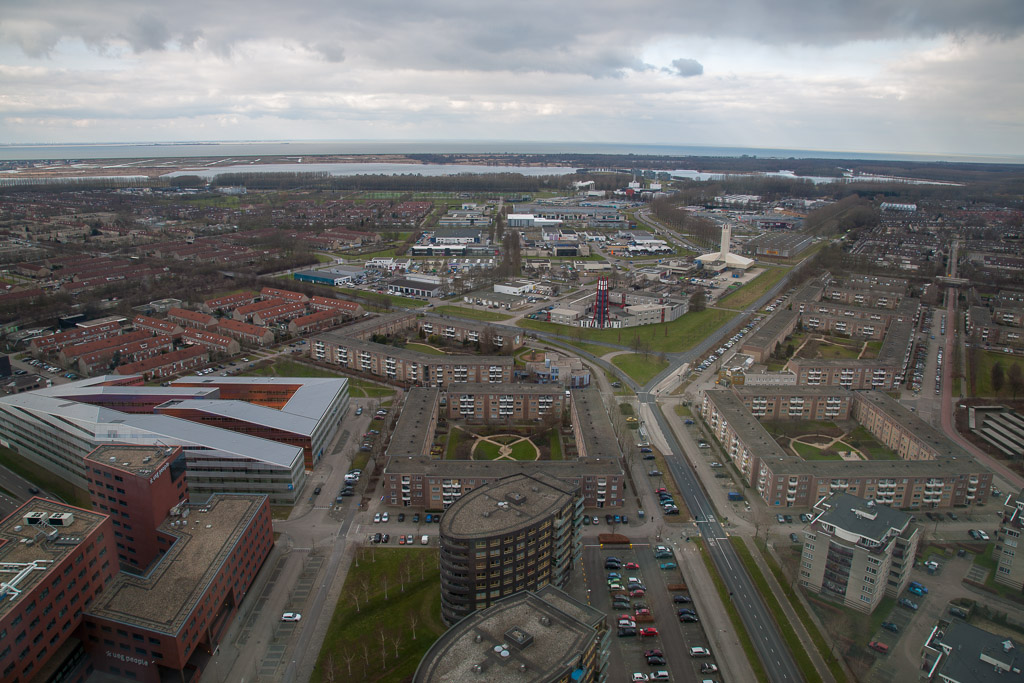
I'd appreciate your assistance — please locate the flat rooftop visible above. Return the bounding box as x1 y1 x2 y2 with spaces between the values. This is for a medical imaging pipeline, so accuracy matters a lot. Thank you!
88 494 266 635
815 492 912 542
447 383 565 396
413 588 600 683
387 387 438 457
441 472 575 539
0 499 108 621
572 386 624 461
85 444 178 477
386 456 622 479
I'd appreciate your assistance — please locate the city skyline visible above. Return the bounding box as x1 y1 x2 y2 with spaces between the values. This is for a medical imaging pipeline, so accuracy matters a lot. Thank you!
1 0 1022 156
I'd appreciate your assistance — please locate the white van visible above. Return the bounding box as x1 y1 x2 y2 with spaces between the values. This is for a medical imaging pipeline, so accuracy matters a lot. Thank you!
420 535 429 545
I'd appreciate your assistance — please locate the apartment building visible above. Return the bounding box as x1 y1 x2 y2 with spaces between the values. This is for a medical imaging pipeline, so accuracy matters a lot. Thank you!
700 388 991 509
418 317 523 350
312 333 512 387
994 489 1024 590
734 385 853 421
800 493 919 613
443 383 567 422
414 586 607 683
438 473 582 624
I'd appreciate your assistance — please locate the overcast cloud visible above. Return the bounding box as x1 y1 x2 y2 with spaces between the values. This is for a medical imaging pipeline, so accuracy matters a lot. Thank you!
1 0 1022 155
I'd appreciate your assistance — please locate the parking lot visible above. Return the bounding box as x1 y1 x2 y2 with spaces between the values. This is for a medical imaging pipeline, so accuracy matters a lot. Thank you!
584 543 721 682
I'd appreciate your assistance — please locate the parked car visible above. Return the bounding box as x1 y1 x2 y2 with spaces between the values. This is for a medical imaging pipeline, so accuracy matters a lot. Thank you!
398 513 405 522
639 627 659 637
689 646 711 657
646 655 666 665
909 581 928 594
950 606 969 618
898 598 918 610
680 614 699 623
881 621 899 633
625 562 640 570
281 612 301 622
650 673 670 681
631 674 649 683
618 627 637 637
673 595 692 603
869 641 889 654
373 513 381 523
660 562 677 570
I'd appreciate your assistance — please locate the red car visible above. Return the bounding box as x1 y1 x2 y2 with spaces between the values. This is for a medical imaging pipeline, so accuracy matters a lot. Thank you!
624 562 640 570
639 627 659 637
635 608 651 617
630 589 646 597
644 649 663 658
655 487 667 494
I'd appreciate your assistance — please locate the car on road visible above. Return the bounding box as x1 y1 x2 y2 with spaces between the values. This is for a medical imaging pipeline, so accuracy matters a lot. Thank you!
639 627 658 637
281 612 301 622
660 562 677 570
313 486 322 495
700 663 718 674
881 621 899 633
689 646 711 657
899 598 918 610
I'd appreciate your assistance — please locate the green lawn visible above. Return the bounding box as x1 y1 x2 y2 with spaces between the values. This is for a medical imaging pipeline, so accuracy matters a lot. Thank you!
565 341 620 357
406 342 447 355
674 405 693 418
432 305 513 322
619 403 635 416
0 446 91 508
312 548 446 683
242 358 345 378
517 308 738 353
847 426 901 460
717 267 789 310
347 378 397 398
792 441 843 461
508 440 539 461
815 342 862 360
473 440 502 460
611 353 670 384
549 431 563 460
970 349 1024 398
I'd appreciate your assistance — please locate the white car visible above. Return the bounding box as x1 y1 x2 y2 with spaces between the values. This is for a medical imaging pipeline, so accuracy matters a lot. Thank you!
281 612 301 622
689 646 711 657
373 513 381 523
381 512 389 523
631 674 649 682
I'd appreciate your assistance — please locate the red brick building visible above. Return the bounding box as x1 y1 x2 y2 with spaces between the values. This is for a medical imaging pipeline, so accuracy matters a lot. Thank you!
166 308 218 331
132 315 184 340
181 329 241 356
113 347 209 380
29 320 122 354
217 318 275 347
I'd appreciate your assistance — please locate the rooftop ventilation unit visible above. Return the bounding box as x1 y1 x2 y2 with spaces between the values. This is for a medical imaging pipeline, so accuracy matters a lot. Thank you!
23 511 47 526
48 512 74 527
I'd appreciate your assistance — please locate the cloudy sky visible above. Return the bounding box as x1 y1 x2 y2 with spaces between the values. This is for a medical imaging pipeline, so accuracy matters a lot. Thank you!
1 0 1023 156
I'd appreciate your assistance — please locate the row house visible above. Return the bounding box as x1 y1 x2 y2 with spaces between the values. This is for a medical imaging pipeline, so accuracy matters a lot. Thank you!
167 307 219 331
201 291 260 314
252 301 307 326
114 346 209 379
77 334 174 376
132 314 184 339
217 318 276 347
29 320 122 354
59 330 153 365
181 329 241 356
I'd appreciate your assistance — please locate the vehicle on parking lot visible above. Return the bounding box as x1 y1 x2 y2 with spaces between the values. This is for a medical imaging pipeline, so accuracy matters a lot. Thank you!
709 462 722 468
639 627 658 637
618 618 637 628
689 646 711 657
784 514 793 523
673 594 691 603
372 532 382 543
947 511 958 520
381 534 389 543
777 514 785 523
789 533 800 543
881 621 899 633
631 674 649 682
398 535 406 545
639 447 653 453
644 649 663 658
398 513 405 522
381 512 389 523
660 562 677 570
650 673 669 681
653 546 672 558
909 581 928 594
281 612 301 622
373 513 381 523
800 513 812 523
680 614 699 623
618 627 637 637
355 406 363 415
624 561 640 570
678 608 696 616
425 513 434 523
608 583 625 591
583 515 591 525
950 606 969 618
868 641 889 654
413 513 420 523
899 598 918 610
630 589 646 597
647 655 666 665
648 470 662 476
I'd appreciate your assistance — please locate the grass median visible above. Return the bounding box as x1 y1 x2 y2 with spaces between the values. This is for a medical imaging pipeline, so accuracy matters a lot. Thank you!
730 536 824 682
694 538 769 683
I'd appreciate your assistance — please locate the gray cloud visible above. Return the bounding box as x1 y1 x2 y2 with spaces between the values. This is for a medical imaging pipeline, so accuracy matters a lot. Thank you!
668 58 704 77
311 41 345 63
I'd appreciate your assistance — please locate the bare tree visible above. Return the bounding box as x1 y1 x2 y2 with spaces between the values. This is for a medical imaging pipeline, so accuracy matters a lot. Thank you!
418 552 428 580
340 649 356 677
376 626 388 664
358 575 372 607
323 653 337 683
408 609 420 640
390 632 403 659
382 572 389 600
362 641 370 668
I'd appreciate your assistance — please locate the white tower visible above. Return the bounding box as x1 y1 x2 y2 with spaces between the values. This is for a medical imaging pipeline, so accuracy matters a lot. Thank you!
720 224 732 258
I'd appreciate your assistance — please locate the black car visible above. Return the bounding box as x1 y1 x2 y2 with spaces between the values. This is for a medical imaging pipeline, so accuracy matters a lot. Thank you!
678 608 696 616
398 513 405 522
784 514 793 524
617 627 637 637
372 532 382 543
647 656 666 665
605 514 614 525
314 486 322 495
680 614 699 623
673 595 692 603
881 621 900 633
413 513 420 523
381 534 390 544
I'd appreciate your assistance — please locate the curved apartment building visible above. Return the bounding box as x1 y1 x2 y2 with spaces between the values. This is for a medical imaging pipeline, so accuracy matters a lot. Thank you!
439 472 582 625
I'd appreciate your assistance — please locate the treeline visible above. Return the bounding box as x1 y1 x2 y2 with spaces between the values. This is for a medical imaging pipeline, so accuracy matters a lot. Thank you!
203 172 579 193
803 196 878 236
